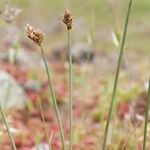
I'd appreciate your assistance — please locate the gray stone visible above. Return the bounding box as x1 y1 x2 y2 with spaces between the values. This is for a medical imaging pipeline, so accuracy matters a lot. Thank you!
24 79 41 91
51 44 66 61
0 70 27 109
36 143 49 150
51 43 94 63
71 43 94 63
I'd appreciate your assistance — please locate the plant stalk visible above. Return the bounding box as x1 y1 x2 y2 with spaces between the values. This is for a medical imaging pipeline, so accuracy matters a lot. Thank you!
68 30 73 150
40 45 66 150
102 0 132 149
0 106 17 150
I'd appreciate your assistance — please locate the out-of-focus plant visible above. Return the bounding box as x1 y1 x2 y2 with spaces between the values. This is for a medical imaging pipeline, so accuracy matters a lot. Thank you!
0 4 22 23
37 96 52 150
73 120 85 144
143 78 150 150
9 40 20 65
34 134 42 150
111 28 121 48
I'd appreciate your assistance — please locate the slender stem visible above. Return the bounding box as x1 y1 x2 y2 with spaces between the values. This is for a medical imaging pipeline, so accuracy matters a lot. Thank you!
68 30 73 150
39 45 66 150
0 106 17 150
143 78 150 150
102 0 132 149
49 130 53 146
37 96 52 150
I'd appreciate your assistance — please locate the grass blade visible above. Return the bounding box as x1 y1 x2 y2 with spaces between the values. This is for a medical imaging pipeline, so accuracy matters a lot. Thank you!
102 0 132 149
143 78 150 150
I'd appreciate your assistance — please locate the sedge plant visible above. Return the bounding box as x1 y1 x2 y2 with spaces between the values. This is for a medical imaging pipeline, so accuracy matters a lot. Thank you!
143 77 150 150
25 24 66 150
62 10 73 150
0 85 17 150
102 0 132 149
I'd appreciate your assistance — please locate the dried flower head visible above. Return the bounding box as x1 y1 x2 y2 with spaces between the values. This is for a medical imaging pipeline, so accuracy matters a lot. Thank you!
62 10 72 30
1 5 22 23
25 24 43 46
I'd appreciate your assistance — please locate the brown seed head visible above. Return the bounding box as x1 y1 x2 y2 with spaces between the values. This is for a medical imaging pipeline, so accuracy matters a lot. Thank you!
25 24 43 46
62 10 72 30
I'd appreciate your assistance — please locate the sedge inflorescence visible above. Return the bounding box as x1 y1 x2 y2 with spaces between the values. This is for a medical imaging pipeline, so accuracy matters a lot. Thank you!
25 24 43 46
62 10 72 30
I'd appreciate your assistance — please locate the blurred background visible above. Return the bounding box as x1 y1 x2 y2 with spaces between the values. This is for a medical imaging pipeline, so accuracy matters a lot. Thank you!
0 0 150 149
0 0 150 53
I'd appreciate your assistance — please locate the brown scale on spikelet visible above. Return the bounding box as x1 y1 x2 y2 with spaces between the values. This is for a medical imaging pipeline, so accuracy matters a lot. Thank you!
62 10 72 30
25 24 43 46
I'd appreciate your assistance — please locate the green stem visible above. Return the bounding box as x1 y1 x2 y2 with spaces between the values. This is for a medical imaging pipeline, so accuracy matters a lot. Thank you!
68 30 73 150
143 78 150 150
37 96 52 150
39 45 66 150
0 106 17 150
102 0 132 149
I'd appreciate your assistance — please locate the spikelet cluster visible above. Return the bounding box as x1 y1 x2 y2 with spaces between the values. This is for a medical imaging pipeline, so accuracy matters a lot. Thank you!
26 24 43 46
62 10 72 30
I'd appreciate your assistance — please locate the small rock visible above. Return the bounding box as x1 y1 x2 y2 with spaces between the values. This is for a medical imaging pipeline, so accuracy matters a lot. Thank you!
51 45 66 61
0 70 27 109
24 80 41 91
35 143 49 150
51 43 94 63
71 43 94 63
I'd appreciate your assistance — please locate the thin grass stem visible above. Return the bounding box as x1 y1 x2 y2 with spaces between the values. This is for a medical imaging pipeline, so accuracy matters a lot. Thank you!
0 106 17 150
143 78 150 150
68 30 73 150
49 130 53 145
102 0 132 149
39 45 66 150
